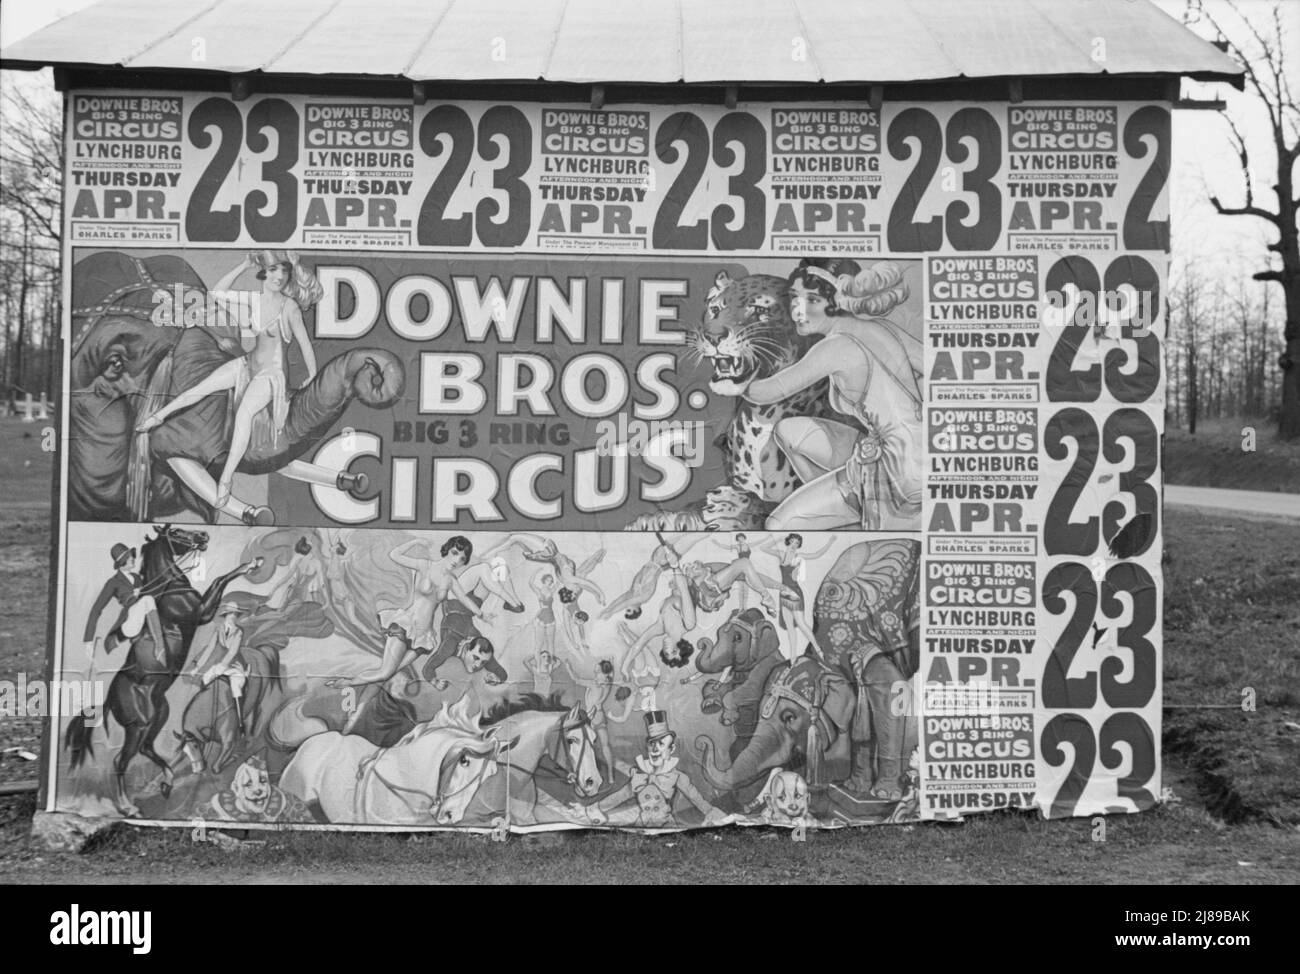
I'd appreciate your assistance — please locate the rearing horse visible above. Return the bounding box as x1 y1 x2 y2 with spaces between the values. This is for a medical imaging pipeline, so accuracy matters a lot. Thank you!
65 524 260 814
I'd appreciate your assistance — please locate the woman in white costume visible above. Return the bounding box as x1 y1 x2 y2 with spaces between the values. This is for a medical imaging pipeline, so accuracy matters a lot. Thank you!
136 251 361 523
743 259 924 532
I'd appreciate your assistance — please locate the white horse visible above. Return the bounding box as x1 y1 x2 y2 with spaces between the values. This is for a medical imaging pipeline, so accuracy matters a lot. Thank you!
279 697 515 826
464 696 603 826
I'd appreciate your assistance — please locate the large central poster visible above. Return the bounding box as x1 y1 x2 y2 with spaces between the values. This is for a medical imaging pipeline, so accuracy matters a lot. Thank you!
50 93 1164 830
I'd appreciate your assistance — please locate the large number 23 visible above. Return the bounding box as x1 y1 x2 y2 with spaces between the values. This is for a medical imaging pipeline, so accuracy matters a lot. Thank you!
652 111 766 251
186 97 299 243
1040 560 1158 711
1043 407 1159 557
887 107 1001 252
1041 712 1157 818
417 105 531 248
1045 254 1163 404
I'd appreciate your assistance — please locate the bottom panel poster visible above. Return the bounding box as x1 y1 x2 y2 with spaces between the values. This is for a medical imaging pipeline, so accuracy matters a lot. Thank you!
53 525 928 831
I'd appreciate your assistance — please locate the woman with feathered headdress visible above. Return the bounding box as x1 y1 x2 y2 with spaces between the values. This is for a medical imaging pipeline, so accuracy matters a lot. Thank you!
740 258 924 532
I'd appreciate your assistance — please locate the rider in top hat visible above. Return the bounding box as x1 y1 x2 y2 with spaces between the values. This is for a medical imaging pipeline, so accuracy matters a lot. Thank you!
83 542 165 663
588 710 728 829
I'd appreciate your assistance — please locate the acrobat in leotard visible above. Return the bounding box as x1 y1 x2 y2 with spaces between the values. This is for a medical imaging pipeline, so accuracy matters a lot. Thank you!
618 569 700 706
328 536 490 733
755 533 834 660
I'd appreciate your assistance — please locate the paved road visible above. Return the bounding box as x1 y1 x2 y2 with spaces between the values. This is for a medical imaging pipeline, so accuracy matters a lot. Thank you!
1166 485 1300 519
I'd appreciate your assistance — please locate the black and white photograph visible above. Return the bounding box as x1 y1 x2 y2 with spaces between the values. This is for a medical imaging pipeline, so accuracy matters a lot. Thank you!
0 0 1293 949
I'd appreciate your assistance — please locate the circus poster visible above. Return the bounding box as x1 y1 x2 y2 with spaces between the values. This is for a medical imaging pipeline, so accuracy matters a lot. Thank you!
46 91 1165 830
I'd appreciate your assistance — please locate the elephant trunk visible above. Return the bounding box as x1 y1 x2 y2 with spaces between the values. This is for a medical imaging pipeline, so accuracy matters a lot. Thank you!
237 348 405 471
695 720 788 793
694 636 720 673
342 348 406 409
287 347 404 437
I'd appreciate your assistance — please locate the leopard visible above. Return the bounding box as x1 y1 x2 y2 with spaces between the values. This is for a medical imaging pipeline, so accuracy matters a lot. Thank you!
699 484 770 531
623 510 708 532
685 270 831 528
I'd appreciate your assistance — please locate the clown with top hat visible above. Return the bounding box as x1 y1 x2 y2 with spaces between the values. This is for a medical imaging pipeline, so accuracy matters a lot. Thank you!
587 711 729 829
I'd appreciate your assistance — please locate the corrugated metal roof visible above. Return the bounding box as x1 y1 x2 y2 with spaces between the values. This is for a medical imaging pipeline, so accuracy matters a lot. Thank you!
1 0 1243 84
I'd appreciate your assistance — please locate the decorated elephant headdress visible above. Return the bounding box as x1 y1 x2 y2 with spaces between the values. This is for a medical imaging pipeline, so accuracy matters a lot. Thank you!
813 540 921 678
759 658 850 784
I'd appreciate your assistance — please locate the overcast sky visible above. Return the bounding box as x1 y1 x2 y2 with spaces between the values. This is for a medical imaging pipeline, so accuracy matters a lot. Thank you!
2 0 1296 286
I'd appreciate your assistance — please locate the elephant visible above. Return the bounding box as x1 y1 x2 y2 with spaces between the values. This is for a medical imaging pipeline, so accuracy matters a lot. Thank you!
68 252 404 523
696 654 858 803
696 540 921 814
692 607 787 762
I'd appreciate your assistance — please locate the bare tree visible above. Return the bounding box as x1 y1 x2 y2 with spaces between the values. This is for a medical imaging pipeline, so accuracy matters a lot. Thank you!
1230 274 1256 413
0 80 63 244
1196 1 1300 438
1170 260 1208 433
0 75 62 400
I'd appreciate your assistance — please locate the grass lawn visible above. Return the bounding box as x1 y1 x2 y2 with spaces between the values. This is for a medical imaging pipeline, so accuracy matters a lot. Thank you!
0 504 51 789
0 416 57 507
1 502 1297 883
1164 418 1300 493
2 782 1297 884
1163 509 1300 826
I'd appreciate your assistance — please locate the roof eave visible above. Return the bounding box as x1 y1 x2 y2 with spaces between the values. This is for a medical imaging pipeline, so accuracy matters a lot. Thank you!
1 57 1246 91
